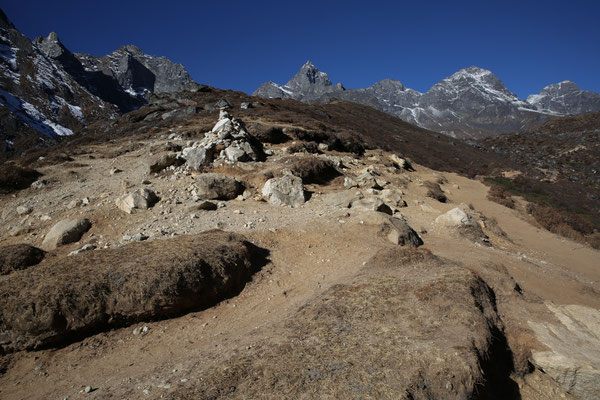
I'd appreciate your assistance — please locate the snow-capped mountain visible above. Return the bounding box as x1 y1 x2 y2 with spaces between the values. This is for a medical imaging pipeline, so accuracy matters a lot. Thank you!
254 61 344 103
0 9 117 153
254 62 600 138
527 80 600 115
0 8 203 155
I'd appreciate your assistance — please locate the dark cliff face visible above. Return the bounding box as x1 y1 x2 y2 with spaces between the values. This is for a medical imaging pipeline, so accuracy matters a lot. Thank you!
34 33 200 113
254 63 600 139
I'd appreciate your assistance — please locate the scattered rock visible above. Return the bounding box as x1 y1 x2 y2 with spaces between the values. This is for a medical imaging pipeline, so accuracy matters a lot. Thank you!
262 174 305 207
344 176 358 189
16 205 33 215
192 174 244 200
148 153 180 173
390 154 414 171
30 180 47 190
0 244 46 275
435 207 477 227
379 189 407 210
182 146 215 170
110 168 122 175
350 198 393 215
68 244 96 256
115 189 159 214
323 189 364 208
215 98 232 109
383 218 424 247
67 199 82 209
41 218 92 250
240 102 252 109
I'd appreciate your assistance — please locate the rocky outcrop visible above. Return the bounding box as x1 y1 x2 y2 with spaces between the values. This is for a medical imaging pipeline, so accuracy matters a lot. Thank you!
529 303 600 400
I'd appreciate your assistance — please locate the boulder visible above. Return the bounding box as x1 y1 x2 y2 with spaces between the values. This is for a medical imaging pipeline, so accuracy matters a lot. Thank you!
262 174 305 207
344 176 358 189
225 145 248 162
193 174 244 200
384 218 424 247
215 98 232 109
356 172 383 189
41 218 91 250
115 189 159 214
350 198 393 215
148 153 180 173
323 189 364 208
182 146 215 170
435 207 477 227
390 154 414 171
161 105 197 120
240 102 252 109
0 244 45 275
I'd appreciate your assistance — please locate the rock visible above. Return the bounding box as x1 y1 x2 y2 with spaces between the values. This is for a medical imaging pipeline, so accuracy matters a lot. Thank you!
68 244 96 256
435 207 477 227
67 199 82 209
212 118 233 135
31 180 46 190
193 174 244 200
390 154 414 171
192 201 218 211
84 386 92 393
203 104 216 111
148 153 180 173
356 172 382 190
225 144 248 162
384 218 424 247
110 168 122 175
41 218 92 250
380 189 407 209
115 189 159 214
262 174 305 207
219 109 230 120
132 233 149 242
161 106 197 120
344 176 358 189
529 303 600 400
350 198 393 215
240 102 252 109
318 143 329 151
16 205 33 215
0 244 46 275
182 146 215 170
215 98 232 109
323 189 364 208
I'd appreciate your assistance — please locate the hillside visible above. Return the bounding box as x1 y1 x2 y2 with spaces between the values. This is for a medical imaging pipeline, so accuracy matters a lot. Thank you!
0 90 599 399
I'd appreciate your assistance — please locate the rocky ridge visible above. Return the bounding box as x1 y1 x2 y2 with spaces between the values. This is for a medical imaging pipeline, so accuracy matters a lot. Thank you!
254 62 600 138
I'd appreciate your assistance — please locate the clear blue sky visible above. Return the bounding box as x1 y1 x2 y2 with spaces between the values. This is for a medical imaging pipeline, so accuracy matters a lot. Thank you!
4 1 599 98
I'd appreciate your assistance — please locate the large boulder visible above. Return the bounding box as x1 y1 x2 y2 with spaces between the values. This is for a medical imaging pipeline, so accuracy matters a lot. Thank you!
0 231 266 352
115 188 159 214
435 207 477 227
0 244 45 275
262 174 305 207
41 218 91 250
193 173 244 200
182 145 215 170
323 189 363 208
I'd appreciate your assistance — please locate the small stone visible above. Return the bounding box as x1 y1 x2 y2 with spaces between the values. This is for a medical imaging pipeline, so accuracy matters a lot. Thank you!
67 199 82 209
84 386 92 393
16 205 33 216
110 168 122 175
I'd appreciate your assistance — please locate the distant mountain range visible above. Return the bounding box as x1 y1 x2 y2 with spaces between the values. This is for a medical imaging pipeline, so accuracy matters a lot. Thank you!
0 8 202 154
254 61 600 138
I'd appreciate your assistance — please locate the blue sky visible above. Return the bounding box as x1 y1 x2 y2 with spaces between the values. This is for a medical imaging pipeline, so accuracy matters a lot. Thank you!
4 1 599 98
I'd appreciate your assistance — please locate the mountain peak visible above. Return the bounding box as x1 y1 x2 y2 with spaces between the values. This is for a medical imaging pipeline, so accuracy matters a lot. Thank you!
302 60 316 69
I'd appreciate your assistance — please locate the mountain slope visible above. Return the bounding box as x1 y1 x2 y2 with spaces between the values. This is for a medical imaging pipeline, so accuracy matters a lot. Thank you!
254 62 600 139
0 9 117 154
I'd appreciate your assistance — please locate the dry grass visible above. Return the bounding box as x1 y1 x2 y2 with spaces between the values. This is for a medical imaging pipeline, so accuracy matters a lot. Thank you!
0 244 45 275
0 231 268 352
169 249 519 399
